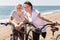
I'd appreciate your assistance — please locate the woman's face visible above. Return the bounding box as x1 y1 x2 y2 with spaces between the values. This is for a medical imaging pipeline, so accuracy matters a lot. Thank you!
24 4 31 12
16 4 22 11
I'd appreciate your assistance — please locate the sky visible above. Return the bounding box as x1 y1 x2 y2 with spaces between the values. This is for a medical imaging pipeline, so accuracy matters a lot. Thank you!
0 0 60 6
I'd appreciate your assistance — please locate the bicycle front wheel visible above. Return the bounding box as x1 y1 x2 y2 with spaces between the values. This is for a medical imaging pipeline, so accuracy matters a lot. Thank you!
56 34 60 40
25 29 33 40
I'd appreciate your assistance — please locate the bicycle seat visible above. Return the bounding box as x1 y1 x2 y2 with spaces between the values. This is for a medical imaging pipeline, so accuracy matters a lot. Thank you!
51 27 59 32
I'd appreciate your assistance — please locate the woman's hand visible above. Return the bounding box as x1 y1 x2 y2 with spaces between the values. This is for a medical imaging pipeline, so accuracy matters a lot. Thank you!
15 24 22 31
51 21 60 26
51 21 57 23
15 26 22 31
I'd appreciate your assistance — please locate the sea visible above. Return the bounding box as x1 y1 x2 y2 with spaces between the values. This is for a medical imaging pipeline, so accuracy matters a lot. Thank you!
0 6 60 20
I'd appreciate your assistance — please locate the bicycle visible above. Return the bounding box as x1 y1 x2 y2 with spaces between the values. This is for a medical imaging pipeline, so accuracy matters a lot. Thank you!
0 22 33 40
0 22 60 40
0 22 15 40
0 22 22 40
50 23 60 40
23 22 60 40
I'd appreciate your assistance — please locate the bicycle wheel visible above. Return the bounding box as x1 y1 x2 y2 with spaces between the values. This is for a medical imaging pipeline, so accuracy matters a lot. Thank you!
25 29 33 40
10 34 18 40
56 34 60 40
12 29 18 40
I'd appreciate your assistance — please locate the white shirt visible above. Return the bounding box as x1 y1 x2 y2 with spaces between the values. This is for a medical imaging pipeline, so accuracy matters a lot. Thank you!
26 9 46 32
10 10 25 24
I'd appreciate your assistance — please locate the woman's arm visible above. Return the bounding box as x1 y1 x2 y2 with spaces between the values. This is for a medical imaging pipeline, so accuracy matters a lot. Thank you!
37 13 54 22
9 16 14 23
9 16 17 26
19 17 28 26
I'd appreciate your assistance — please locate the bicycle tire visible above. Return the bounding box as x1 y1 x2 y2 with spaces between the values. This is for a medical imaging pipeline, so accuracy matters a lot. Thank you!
25 29 33 40
56 34 60 40
10 34 18 40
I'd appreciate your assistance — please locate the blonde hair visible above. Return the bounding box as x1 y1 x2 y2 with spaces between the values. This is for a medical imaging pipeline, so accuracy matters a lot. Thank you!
15 4 23 9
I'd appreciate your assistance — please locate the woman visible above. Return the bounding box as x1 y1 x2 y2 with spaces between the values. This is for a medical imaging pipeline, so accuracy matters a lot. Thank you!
10 4 25 40
23 1 56 40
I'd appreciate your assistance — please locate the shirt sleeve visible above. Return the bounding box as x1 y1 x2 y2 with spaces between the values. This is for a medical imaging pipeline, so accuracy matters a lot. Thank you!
34 9 41 16
35 9 40 14
10 10 16 18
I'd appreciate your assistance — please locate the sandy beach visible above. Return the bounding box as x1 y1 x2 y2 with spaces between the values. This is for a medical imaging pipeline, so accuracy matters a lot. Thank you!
0 11 60 40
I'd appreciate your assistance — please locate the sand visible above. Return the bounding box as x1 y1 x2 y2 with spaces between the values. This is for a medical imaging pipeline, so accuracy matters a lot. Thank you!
0 11 60 40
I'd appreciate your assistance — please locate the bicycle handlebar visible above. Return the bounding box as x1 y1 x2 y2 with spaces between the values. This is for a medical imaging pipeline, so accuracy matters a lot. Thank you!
24 22 57 30
0 22 60 30
0 22 14 27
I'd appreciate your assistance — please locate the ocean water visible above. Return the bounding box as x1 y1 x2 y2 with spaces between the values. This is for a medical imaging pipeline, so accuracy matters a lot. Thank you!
0 6 60 20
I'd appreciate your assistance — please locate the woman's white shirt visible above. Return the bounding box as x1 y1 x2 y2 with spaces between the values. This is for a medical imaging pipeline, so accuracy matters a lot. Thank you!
25 9 46 32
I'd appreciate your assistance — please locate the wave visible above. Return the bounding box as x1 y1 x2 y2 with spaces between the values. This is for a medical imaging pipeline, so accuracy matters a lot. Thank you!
0 19 9 23
42 10 60 15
